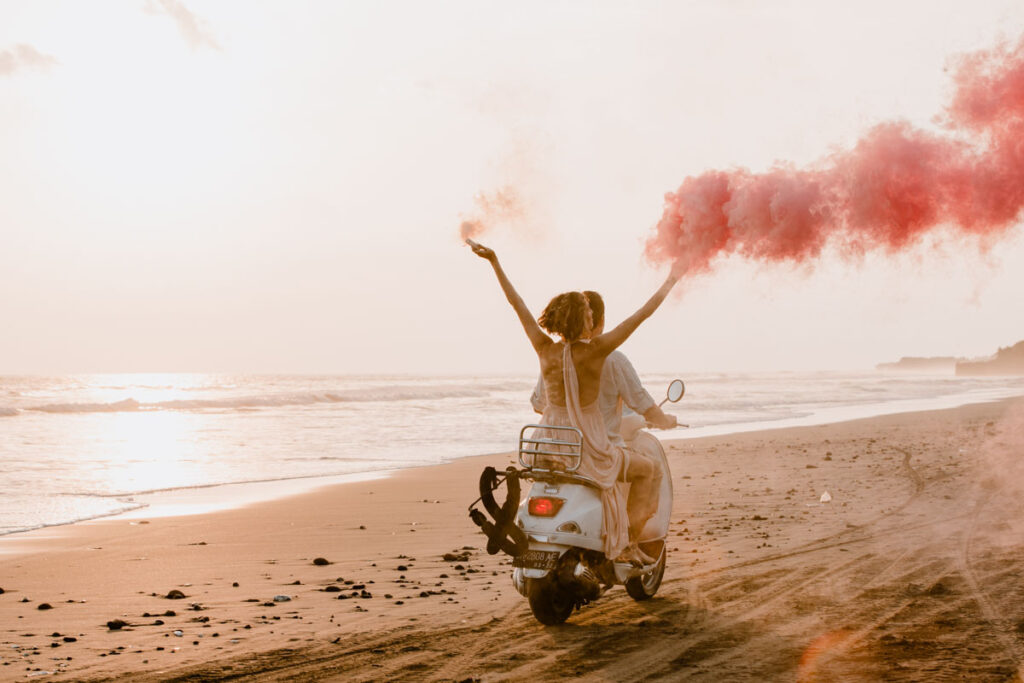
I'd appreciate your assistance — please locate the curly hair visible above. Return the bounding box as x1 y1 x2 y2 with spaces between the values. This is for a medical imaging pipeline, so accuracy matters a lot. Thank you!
538 291 589 342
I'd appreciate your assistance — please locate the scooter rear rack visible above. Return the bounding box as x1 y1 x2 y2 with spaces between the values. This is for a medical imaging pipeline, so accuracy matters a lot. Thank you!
518 424 583 473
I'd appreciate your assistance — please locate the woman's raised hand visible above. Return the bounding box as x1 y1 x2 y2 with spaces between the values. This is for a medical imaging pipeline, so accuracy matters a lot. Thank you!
467 238 497 262
669 258 687 282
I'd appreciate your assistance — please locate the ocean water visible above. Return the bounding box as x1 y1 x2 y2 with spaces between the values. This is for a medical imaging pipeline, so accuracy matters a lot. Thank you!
2 372 1022 536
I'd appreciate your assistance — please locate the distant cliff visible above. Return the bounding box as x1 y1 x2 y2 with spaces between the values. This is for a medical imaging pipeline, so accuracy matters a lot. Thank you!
876 356 961 373
956 340 1024 376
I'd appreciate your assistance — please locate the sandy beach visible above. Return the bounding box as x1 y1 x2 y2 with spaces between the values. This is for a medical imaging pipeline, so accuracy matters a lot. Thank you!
2 397 1023 682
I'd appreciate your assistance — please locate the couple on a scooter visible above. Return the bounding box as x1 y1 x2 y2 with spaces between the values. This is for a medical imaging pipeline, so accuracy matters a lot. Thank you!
468 240 680 566
529 289 679 561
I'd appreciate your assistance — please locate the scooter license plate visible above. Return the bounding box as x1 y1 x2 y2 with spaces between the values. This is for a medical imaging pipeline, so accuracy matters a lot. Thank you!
513 550 560 570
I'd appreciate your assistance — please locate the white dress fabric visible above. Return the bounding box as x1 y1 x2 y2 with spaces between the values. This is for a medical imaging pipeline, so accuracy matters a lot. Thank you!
532 343 630 559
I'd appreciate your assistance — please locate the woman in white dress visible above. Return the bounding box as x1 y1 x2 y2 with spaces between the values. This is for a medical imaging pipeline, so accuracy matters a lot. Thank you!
469 241 679 563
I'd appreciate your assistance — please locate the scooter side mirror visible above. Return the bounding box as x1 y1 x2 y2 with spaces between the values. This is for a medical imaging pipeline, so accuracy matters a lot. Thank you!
666 379 685 403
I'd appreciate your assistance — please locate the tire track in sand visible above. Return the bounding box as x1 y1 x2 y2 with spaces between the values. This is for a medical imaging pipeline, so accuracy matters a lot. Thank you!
125 435 1021 682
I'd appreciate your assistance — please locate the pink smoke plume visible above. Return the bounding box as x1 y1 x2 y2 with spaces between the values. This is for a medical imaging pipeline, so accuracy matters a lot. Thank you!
646 35 1024 274
459 187 526 241
145 0 220 51
0 44 58 76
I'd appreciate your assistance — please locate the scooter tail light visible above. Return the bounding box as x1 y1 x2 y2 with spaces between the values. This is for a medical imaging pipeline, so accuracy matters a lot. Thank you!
528 496 565 517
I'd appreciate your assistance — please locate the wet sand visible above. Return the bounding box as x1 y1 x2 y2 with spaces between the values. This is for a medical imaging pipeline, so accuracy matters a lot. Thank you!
2 397 1023 681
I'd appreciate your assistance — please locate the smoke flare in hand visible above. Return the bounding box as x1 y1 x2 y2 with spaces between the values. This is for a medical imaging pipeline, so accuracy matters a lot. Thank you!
646 35 1024 274
458 187 526 241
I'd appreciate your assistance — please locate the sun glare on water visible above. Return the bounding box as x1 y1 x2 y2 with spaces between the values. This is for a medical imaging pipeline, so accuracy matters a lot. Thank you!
88 411 203 495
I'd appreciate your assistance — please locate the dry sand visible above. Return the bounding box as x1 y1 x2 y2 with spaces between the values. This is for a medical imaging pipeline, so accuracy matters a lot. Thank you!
2 397 1024 681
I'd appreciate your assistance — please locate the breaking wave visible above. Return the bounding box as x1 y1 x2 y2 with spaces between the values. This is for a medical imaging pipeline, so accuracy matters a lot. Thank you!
24 386 491 415
31 398 141 413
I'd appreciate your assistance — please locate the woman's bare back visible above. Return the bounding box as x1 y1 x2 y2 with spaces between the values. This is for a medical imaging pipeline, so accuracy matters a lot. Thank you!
539 341 605 408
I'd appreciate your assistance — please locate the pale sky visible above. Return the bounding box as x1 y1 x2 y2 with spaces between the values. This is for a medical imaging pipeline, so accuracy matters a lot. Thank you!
2 0 1023 375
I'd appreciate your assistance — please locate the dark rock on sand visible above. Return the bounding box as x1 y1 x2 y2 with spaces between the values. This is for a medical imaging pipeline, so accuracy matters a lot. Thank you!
37 603 53 610
323 585 341 592
107 620 129 630
313 557 331 566
166 590 186 600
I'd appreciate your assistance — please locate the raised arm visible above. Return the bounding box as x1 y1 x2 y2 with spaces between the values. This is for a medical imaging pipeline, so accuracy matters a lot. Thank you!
593 272 678 354
468 240 551 353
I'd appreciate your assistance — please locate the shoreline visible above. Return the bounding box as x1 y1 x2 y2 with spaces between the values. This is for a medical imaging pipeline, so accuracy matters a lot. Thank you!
3 383 1022 540
1 397 1023 680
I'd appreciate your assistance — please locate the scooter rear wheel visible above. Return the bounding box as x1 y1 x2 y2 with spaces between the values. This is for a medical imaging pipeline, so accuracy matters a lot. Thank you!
526 577 574 625
625 547 666 601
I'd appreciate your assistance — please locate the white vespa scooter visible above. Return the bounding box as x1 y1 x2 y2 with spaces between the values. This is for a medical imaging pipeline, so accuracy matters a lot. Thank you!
470 380 685 625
